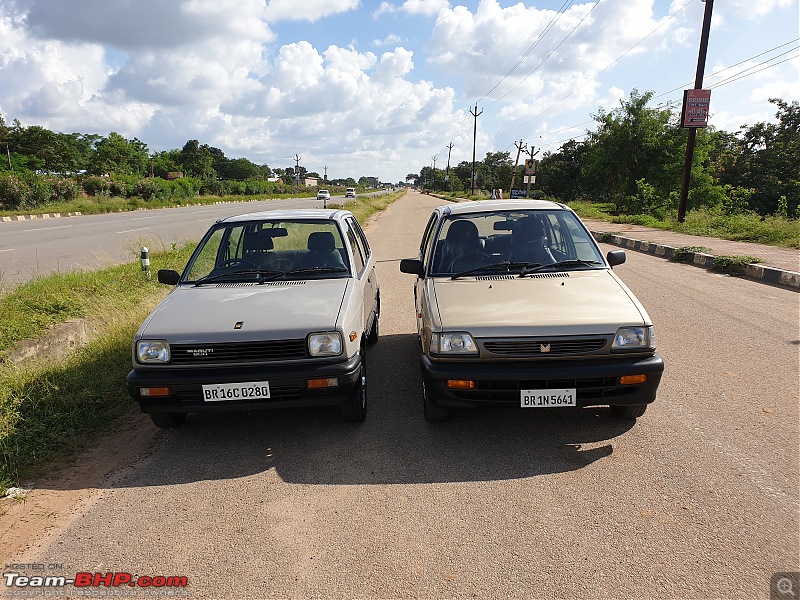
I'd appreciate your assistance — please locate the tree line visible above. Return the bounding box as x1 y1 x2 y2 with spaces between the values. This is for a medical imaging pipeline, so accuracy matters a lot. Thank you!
0 117 375 210
414 91 798 219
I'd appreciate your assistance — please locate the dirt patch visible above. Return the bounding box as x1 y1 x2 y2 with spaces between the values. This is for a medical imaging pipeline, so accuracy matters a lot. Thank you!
0 414 159 564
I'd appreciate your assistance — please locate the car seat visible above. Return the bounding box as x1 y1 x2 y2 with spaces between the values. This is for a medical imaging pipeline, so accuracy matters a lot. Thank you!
509 217 555 264
433 220 486 272
301 231 347 269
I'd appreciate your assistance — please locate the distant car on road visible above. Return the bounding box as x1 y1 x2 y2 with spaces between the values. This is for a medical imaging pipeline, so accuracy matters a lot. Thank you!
345 188 356 199
317 189 331 202
127 209 380 428
400 200 663 422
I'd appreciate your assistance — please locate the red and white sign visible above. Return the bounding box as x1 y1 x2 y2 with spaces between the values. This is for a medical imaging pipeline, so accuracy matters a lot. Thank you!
681 89 711 128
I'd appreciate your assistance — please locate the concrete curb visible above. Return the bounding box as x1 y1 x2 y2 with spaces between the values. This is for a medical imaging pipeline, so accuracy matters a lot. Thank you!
591 231 800 291
1 211 82 222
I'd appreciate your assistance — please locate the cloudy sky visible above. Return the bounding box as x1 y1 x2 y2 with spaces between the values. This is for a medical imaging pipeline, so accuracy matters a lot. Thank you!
0 0 797 184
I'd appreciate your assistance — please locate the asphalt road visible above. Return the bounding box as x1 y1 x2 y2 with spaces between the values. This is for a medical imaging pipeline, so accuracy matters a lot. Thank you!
0 196 335 289
6 190 800 599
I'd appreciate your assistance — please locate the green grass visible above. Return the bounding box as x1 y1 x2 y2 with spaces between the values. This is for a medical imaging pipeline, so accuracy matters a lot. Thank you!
568 201 800 249
0 190 406 495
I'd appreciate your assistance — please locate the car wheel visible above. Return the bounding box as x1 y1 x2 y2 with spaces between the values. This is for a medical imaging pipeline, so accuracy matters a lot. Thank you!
341 347 367 422
149 412 188 428
367 311 379 345
610 404 648 419
422 380 449 423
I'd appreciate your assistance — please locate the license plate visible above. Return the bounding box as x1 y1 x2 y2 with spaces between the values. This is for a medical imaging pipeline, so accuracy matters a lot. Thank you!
202 381 270 402
521 388 576 408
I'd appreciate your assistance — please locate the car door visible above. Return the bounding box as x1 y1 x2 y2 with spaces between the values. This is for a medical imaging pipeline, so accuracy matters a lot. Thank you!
344 217 374 334
414 212 441 339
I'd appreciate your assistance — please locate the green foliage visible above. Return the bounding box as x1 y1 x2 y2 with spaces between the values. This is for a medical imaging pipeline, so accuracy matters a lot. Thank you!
711 255 762 274
672 246 713 263
81 175 111 197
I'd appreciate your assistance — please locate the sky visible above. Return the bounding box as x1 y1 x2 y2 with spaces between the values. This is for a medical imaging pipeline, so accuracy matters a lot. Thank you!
0 0 797 185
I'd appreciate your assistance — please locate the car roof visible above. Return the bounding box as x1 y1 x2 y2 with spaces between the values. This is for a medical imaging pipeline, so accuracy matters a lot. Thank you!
216 208 352 224
438 199 567 215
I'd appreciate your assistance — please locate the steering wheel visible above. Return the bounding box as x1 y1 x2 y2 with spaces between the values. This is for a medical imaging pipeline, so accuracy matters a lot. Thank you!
450 252 493 272
218 258 258 269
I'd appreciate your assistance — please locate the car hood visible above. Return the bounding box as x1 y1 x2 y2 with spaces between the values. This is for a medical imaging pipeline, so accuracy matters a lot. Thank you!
138 279 349 344
430 270 649 337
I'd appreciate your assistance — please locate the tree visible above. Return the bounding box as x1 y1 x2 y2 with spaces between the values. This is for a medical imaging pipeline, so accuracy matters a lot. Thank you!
179 140 216 179
584 89 684 206
92 132 149 176
537 140 589 201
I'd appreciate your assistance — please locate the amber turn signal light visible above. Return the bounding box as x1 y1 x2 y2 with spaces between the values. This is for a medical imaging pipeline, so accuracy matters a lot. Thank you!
140 387 170 397
307 378 339 389
446 380 475 390
619 374 647 385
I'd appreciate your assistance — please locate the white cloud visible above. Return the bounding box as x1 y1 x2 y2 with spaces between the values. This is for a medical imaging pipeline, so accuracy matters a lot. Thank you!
402 0 450 17
374 33 403 47
264 0 360 22
727 0 795 21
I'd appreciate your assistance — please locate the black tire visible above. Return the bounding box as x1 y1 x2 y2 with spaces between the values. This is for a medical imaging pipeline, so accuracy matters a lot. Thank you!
610 404 648 419
341 348 367 422
149 412 188 428
422 380 449 423
367 312 379 345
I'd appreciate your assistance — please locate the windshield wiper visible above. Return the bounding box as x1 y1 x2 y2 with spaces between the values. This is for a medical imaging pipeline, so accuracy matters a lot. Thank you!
284 267 349 276
519 260 603 277
450 261 541 280
194 269 285 286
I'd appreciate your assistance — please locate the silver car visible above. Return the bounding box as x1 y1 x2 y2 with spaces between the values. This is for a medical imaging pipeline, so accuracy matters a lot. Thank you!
400 200 663 422
127 209 380 427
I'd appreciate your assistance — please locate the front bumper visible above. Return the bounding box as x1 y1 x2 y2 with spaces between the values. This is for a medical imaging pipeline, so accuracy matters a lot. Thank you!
127 354 361 414
421 353 663 408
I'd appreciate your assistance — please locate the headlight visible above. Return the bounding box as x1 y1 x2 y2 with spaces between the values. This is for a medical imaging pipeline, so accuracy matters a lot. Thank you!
308 332 343 356
430 332 479 355
136 340 171 363
612 326 655 351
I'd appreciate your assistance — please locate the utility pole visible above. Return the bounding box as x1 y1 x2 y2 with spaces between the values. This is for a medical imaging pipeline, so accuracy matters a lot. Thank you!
5 143 12 175
445 142 454 192
294 154 301 189
509 139 526 194
526 145 539 199
324 165 328 181
678 0 714 223
470 103 482 196
432 156 437 191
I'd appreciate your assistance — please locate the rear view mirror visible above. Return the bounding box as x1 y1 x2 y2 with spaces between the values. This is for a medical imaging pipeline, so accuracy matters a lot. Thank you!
400 258 424 277
264 227 288 237
607 250 626 267
157 269 180 285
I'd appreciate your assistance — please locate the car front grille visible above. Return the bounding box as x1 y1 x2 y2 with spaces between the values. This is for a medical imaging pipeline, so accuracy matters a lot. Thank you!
170 339 307 364
482 336 609 357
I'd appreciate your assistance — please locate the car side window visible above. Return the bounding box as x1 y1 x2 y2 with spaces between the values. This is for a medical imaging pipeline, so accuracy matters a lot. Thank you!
420 213 439 267
345 220 366 276
350 218 372 260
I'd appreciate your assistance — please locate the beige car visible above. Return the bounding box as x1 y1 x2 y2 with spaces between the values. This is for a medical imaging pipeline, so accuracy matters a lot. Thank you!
127 209 379 428
400 200 663 422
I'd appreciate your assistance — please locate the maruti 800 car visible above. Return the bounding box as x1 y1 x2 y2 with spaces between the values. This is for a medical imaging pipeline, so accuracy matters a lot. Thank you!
127 209 380 428
400 200 663 422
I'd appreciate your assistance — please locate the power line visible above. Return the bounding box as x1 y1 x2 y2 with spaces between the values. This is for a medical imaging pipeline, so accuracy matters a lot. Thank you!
486 0 603 108
494 0 696 141
476 0 575 105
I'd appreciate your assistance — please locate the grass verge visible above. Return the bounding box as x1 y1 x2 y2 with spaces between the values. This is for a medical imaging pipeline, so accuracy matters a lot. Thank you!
0 190 405 495
568 201 800 249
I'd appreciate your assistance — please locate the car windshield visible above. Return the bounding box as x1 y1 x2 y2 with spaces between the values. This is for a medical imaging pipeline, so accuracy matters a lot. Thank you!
428 209 605 276
182 219 351 283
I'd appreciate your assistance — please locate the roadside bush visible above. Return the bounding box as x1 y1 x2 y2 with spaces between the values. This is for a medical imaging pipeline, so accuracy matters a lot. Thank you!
0 174 32 210
28 176 54 207
51 178 81 202
135 178 163 201
82 176 111 197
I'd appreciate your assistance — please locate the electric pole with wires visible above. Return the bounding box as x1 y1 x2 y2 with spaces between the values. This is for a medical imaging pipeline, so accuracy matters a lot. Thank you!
470 104 482 196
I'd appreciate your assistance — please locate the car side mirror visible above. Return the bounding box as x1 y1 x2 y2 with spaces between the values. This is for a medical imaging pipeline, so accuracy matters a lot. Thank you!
400 258 424 277
157 269 180 285
606 250 626 267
